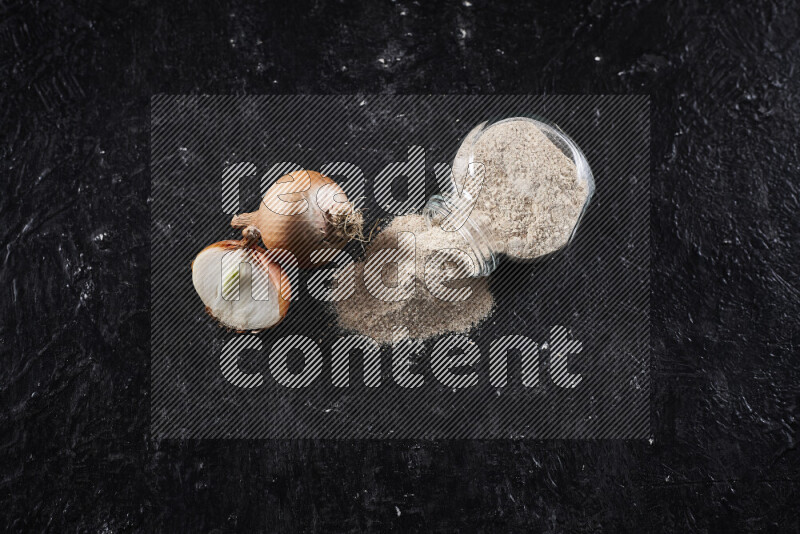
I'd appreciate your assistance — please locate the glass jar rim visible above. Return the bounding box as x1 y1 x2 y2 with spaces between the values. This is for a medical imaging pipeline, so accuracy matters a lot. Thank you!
422 195 499 277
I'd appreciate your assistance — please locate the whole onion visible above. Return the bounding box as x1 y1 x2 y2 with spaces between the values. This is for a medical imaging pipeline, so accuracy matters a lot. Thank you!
231 170 363 268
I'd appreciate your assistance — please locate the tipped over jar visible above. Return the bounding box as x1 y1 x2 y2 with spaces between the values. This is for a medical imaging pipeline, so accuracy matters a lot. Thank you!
423 116 595 276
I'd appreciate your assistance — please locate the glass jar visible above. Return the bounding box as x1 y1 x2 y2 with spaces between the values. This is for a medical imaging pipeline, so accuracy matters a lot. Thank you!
426 116 595 268
422 193 500 277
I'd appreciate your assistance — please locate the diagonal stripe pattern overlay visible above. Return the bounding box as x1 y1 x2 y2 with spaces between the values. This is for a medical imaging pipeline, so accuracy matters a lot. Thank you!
151 95 650 439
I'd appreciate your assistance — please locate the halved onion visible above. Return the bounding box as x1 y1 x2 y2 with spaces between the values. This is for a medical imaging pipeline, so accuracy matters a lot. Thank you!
230 170 363 268
191 240 291 332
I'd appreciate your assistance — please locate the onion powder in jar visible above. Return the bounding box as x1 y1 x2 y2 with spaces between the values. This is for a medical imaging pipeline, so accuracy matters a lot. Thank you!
447 117 594 261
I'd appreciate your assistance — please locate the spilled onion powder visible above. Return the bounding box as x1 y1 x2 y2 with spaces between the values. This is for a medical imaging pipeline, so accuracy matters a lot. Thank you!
335 214 494 344
453 119 590 259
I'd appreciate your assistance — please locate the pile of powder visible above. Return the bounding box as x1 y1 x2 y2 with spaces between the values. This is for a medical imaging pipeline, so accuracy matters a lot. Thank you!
453 119 590 259
334 214 494 344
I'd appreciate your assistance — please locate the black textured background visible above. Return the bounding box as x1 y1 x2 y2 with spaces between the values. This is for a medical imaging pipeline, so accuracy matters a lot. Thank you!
1 0 798 531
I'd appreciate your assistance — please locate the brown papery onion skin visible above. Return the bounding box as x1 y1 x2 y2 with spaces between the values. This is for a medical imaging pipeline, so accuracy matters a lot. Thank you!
231 170 362 269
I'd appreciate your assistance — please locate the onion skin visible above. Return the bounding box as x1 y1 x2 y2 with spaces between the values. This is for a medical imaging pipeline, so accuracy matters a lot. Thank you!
231 170 361 269
191 240 291 332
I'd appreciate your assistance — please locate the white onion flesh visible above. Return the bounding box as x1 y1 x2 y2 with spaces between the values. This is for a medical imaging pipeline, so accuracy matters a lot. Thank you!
191 241 290 331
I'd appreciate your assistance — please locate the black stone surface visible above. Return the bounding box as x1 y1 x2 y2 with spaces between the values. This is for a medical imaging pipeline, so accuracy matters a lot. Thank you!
1 0 798 531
